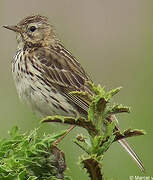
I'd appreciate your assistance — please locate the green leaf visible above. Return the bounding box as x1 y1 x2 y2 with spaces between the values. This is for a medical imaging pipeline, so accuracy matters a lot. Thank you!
88 82 105 96
105 87 122 101
114 128 145 141
42 115 98 136
69 90 92 102
106 104 130 116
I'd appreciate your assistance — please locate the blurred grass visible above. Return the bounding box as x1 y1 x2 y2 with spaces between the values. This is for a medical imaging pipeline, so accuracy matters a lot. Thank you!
0 0 153 179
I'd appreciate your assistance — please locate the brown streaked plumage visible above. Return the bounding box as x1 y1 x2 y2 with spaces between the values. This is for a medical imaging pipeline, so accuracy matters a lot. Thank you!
17 15 48 26
3 14 144 171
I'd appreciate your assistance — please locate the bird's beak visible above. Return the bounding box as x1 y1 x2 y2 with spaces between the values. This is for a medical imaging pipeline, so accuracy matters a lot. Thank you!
3 25 22 33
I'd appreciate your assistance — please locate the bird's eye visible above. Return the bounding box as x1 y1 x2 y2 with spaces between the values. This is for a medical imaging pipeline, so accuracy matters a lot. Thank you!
29 26 36 32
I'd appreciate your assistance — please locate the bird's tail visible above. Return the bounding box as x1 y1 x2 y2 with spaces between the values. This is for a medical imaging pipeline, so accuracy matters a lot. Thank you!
118 138 145 172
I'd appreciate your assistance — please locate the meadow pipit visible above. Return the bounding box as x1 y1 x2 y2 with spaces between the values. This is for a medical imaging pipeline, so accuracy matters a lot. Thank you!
3 15 144 171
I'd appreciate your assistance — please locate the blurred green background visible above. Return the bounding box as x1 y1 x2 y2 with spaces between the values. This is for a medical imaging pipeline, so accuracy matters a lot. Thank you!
0 0 153 179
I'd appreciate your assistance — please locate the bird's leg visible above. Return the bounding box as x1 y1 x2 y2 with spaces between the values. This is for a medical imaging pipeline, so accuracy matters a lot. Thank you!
54 125 76 146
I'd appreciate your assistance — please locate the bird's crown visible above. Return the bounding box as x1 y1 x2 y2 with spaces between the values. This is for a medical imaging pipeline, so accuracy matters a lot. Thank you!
17 14 49 26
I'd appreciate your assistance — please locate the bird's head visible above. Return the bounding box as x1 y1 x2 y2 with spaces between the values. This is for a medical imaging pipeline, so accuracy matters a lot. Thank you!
3 15 56 49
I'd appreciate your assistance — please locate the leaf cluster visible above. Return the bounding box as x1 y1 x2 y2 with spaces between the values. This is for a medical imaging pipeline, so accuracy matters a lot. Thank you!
0 126 70 180
42 82 145 180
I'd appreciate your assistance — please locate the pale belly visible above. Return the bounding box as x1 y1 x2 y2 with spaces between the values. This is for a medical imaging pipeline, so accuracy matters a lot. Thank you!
14 74 78 117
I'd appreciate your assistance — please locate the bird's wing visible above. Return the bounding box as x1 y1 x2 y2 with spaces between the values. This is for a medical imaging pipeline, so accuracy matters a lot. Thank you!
32 44 93 113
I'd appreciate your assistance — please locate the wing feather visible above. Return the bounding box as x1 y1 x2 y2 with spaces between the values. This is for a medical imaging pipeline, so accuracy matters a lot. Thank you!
32 44 92 113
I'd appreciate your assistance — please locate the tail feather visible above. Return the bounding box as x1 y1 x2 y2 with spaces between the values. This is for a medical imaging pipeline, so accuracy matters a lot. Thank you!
118 139 145 172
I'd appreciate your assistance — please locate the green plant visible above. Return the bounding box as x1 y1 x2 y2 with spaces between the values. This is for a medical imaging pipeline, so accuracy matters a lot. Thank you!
0 126 71 180
42 83 145 179
0 83 145 179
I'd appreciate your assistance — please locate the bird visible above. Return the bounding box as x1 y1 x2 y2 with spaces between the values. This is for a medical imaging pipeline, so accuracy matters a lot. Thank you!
3 14 144 171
